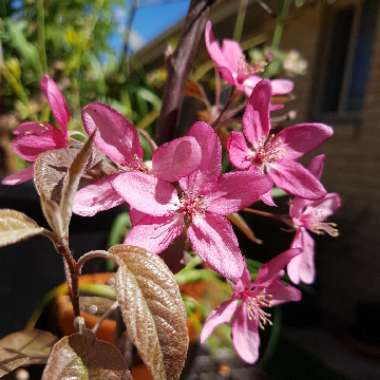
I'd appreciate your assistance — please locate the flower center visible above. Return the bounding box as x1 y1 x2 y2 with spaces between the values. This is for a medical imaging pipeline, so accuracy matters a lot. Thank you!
248 134 285 171
237 57 265 82
176 192 205 223
244 290 273 329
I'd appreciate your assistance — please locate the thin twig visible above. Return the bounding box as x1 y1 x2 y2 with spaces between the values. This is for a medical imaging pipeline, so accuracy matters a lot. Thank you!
256 0 276 17
243 207 294 228
92 302 119 334
155 0 216 143
56 243 80 318
138 128 158 153
212 88 237 128
118 0 139 74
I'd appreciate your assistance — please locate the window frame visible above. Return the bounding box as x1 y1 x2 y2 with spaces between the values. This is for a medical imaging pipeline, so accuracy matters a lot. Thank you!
314 0 372 122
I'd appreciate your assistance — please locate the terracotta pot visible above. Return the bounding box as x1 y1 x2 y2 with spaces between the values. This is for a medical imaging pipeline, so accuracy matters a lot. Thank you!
55 273 116 342
54 273 206 379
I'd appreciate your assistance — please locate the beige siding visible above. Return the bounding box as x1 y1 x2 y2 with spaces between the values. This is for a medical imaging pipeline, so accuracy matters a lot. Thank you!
280 3 380 326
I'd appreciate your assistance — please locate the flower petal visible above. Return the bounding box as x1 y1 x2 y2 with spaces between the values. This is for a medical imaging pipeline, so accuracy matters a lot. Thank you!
276 123 333 160
303 192 342 221
188 213 245 281
268 279 302 305
287 228 315 284
242 75 262 97
206 171 272 215
1 166 34 185
231 303 260 364
307 154 325 180
82 102 143 166
221 39 245 76
125 214 184 254
129 208 146 225
256 248 301 285
200 299 239 343
11 122 66 162
268 159 326 199
183 122 222 192
270 79 294 95
204 21 241 85
289 197 309 219
112 171 178 216
243 77 294 97
227 131 251 170
40 74 70 132
243 79 272 149
73 175 124 217
152 136 201 182
260 189 277 207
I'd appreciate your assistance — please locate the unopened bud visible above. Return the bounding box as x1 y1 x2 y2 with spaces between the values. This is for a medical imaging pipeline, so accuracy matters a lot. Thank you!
15 369 29 380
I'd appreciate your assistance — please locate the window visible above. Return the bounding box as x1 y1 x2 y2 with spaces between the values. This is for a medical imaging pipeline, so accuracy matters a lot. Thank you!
317 0 378 118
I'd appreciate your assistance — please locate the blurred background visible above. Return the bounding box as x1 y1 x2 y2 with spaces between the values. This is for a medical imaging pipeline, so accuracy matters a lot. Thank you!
0 0 379 379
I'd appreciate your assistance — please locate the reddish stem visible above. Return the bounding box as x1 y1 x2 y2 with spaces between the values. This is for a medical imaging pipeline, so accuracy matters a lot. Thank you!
56 242 80 318
155 0 216 143
243 207 294 228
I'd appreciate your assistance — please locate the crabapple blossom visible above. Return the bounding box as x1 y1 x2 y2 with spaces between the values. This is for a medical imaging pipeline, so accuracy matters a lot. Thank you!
227 79 333 203
112 122 272 281
2 75 70 185
201 249 301 364
205 21 294 97
287 154 341 284
73 102 202 216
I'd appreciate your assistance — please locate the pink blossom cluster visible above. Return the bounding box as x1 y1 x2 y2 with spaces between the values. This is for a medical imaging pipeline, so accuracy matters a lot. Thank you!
3 21 341 365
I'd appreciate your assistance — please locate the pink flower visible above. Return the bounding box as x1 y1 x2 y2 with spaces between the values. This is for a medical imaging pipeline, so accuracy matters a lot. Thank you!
2 75 70 185
73 102 202 216
201 249 301 363
205 21 293 97
112 122 272 281
227 79 333 201
287 154 341 284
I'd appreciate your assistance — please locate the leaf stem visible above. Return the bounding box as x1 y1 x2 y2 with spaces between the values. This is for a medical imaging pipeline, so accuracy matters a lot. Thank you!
76 250 114 274
243 207 294 228
92 302 119 334
56 242 80 318
36 0 47 73
212 88 237 128
271 0 291 49
233 0 248 41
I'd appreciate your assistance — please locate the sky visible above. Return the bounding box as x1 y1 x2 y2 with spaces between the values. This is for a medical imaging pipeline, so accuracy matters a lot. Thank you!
109 0 190 53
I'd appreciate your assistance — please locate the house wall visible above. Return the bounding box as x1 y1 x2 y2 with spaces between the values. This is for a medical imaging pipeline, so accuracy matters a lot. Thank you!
135 0 380 327
280 2 380 327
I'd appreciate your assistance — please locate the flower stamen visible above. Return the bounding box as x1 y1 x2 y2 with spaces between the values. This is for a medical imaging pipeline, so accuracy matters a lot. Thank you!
311 222 339 237
246 292 273 329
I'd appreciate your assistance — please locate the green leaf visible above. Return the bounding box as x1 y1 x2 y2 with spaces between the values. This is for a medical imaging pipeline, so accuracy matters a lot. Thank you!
247 258 262 279
107 213 131 248
6 20 42 76
272 188 288 198
0 209 44 248
110 245 189 380
42 331 131 380
136 87 162 111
